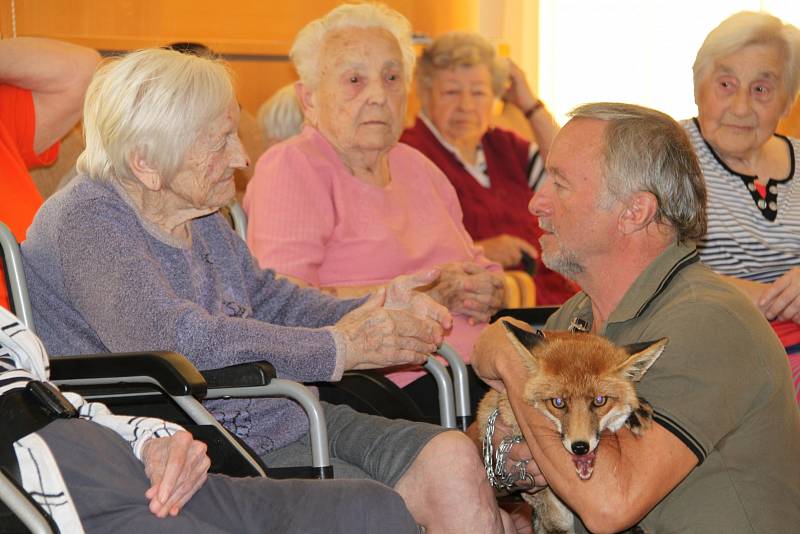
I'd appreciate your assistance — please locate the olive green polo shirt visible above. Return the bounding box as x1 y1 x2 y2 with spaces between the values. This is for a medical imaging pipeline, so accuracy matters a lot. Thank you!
546 242 800 533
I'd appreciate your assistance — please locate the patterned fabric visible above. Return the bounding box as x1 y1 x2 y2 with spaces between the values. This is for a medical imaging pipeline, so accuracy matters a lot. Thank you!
683 118 800 283
1 306 183 532
791 354 800 405
684 119 800 404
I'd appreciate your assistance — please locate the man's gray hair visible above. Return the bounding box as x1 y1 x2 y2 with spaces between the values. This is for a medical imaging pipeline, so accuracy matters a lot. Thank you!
569 102 707 244
78 48 234 184
693 11 800 103
416 32 509 97
290 3 416 90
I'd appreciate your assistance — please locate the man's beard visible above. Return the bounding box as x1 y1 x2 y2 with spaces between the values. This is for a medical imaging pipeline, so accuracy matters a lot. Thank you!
541 248 584 279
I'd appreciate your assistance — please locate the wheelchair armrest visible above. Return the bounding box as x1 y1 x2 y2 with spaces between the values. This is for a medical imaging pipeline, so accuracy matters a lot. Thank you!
200 361 276 389
49 351 207 397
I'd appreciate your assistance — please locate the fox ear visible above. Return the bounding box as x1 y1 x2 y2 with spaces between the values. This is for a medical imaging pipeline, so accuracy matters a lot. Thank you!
618 338 668 382
501 320 545 353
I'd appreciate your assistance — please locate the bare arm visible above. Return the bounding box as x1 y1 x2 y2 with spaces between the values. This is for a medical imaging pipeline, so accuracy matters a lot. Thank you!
721 274 765 305
476 234 539 268
0 37 100 153
475 346 697 533
503 59 559 161
720 269 800 323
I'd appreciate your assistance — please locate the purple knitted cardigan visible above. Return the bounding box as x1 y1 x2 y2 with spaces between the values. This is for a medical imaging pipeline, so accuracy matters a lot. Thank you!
21 175 361 454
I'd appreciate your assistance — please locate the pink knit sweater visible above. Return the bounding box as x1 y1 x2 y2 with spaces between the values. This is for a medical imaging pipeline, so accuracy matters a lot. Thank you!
244 126 499 387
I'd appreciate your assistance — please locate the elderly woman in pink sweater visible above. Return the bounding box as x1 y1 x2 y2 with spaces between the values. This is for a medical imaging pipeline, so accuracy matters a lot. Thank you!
243 4 504 420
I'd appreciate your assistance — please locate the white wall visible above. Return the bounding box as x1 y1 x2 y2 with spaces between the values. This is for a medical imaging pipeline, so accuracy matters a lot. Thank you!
537 0 800 123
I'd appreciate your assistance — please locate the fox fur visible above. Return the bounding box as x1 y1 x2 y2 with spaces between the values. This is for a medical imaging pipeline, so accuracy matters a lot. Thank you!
476 318 667 534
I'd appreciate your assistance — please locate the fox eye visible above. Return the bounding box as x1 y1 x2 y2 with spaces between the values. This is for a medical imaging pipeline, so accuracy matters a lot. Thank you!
592 395 607 407
551 397 565 409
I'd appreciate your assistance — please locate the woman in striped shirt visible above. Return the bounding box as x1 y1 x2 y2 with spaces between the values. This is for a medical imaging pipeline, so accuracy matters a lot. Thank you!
684 11 800 401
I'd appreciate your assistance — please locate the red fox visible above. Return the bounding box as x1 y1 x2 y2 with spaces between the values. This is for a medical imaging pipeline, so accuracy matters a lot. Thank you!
476 318 667 534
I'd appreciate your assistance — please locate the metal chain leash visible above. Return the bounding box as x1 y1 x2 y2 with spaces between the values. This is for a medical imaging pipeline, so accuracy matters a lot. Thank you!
482 408 533 491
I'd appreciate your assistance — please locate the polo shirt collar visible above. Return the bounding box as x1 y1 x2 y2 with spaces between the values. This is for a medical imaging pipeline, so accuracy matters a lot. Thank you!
569 242 699 331
609 241 699 324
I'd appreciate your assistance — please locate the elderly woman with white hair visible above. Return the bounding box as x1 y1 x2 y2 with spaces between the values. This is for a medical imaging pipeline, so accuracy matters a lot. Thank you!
401 32 577 305
244 4 507 424
20 48 514 533
683 11 800 401
257 83 304 149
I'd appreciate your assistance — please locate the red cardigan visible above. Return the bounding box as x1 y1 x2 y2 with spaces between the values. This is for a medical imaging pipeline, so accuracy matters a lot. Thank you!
401 118 576 305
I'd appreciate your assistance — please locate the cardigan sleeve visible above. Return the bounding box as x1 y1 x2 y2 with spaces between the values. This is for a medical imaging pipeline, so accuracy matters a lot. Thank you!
244 145 334 285
55 198 348 382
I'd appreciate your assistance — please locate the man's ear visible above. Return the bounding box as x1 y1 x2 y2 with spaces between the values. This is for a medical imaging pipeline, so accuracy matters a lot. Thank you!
128 151 162 191
295 81 316 124
618 191 658 235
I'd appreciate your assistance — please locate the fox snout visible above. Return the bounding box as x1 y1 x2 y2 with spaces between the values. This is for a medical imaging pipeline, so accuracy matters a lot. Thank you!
570 441 590 455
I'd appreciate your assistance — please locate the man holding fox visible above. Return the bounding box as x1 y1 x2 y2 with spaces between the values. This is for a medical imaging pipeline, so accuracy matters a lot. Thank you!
475 102 800 534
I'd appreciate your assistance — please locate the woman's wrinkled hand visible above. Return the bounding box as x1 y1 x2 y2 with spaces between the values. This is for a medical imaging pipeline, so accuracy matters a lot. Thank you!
759 267 800 323
333 287 445 371
503 59 538 115
426 262 504 324
477 234 539 268
385 268 453 330
142 431 210 518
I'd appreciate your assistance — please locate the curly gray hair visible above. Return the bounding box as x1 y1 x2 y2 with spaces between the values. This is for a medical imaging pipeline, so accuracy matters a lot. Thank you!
290 3 416 90
416 32 509 97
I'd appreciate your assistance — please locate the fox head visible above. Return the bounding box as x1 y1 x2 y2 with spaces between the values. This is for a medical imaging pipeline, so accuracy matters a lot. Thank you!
501 319 667 480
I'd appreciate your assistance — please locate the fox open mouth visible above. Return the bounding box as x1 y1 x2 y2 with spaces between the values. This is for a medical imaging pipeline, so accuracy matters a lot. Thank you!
571 451 596 480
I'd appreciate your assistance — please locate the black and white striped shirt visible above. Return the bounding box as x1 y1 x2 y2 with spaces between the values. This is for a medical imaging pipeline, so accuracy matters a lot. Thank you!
683 119 800 283
1 306 182 532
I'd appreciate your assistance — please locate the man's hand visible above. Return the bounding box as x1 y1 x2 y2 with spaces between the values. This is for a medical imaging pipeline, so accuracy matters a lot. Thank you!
759 268 800 323
333 287 445 371
141 431 210 518
477 234 539 269
491 417 548 493
426 262 504 324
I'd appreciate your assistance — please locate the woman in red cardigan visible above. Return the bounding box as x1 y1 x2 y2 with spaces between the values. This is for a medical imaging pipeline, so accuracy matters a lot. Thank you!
401 32 576 305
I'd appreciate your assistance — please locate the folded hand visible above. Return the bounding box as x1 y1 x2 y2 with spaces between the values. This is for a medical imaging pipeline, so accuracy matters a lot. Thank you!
426 262 504 324
142 431 210 518
334 287 445 370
